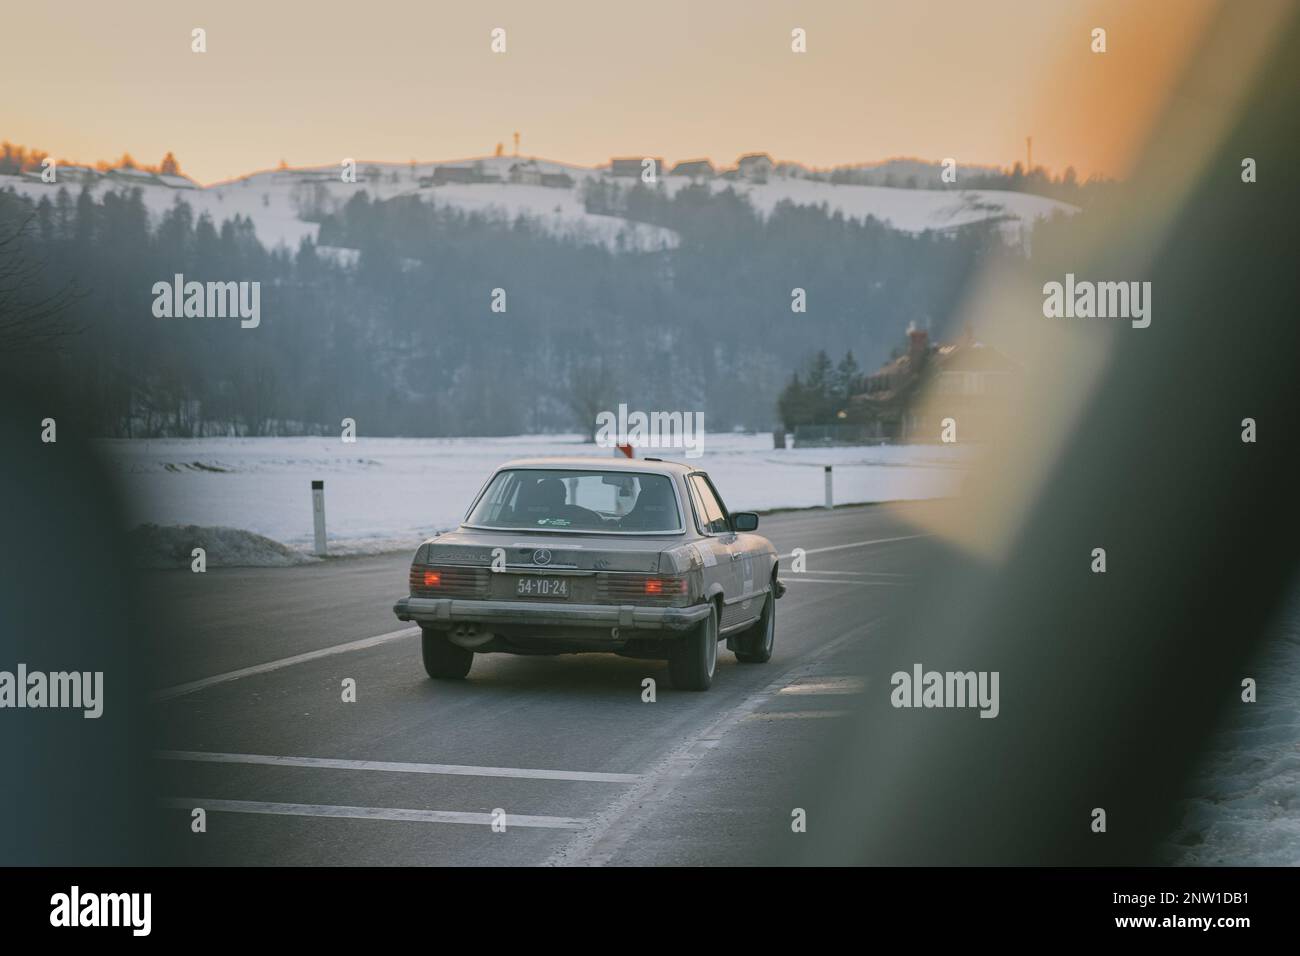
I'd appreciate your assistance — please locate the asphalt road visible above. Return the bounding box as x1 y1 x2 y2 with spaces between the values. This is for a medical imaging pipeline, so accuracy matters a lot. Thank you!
145 502 946 865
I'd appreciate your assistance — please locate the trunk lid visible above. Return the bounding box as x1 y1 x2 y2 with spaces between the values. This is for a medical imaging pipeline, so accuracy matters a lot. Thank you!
420 527 674 574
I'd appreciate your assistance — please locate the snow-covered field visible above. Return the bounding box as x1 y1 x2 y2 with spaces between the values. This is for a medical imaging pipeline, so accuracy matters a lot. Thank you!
98 433 967 562
1 154 1077 255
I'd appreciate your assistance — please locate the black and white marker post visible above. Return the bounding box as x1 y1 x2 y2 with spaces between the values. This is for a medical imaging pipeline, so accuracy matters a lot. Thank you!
824 465 833 509
312 480 327 556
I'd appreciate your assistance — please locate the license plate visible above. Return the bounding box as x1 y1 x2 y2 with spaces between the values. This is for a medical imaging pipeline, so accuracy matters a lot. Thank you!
515 576 569 599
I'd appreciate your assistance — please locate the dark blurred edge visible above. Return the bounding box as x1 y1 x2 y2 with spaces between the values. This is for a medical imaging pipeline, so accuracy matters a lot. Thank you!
798 4 1300 865
0 386 162 865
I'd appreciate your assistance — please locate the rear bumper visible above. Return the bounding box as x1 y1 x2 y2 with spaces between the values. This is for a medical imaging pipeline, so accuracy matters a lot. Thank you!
393 596 712 633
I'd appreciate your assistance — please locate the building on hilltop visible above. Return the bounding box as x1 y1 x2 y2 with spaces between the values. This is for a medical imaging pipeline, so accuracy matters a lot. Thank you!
432 165 479 185
508 160 543 185
671 159 715 181
736 152 774 183
845 327 1020 442
608 157 665 180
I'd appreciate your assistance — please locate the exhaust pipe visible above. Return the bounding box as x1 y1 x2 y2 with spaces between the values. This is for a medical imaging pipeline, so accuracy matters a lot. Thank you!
448 624 494 649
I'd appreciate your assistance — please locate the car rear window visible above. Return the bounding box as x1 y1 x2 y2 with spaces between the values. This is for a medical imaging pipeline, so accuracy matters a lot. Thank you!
466 469 682 533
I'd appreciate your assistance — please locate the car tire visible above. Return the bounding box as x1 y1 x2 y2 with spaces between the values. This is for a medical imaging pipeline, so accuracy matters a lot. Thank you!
669 603 719 691
421 627 474 679
734 588 776 663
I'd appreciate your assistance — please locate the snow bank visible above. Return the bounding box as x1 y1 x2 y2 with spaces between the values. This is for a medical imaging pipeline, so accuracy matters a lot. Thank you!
1164 586 1300 865
100 433 968 563
128 523 321 569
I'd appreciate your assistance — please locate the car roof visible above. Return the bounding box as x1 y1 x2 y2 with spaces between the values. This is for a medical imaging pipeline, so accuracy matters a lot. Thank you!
495 456 696 474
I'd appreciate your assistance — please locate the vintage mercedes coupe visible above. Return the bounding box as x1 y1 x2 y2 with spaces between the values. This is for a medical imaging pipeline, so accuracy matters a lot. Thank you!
393 456 784 690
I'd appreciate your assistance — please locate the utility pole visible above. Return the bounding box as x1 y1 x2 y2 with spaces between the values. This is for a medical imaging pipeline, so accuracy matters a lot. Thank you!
1026 136 1033 174
513 131 520 157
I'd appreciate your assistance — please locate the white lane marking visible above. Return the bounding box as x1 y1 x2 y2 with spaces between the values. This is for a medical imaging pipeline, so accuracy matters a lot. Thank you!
778 533 930 560
779 676 865 695
160 797 585 830
153 537 926 703
153 627 418 702
546 616 883 867
783 577 905 586
744 710 851 721
157 749 642 784
788 569 908 577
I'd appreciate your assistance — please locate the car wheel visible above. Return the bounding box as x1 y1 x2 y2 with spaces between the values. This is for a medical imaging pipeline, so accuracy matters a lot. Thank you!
669 602 718 691
421 627 474 679
734 588 775 663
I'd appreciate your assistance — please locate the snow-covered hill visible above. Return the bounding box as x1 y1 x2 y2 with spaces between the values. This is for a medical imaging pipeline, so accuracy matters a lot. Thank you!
0 154 1077 255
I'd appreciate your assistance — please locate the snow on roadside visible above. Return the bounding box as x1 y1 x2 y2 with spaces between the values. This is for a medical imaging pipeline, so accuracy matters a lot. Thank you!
1164 584 1300 865
129 523 320 569
99 433 968 565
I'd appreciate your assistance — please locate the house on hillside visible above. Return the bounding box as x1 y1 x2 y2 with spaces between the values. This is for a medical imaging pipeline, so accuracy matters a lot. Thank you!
508 160 543 185
671 159 715 181
847 328 1019 441
107 166 159 186
49 164 100 185
432 165 478 185
608 157 664 180
736 152 774 183
294 170 338 184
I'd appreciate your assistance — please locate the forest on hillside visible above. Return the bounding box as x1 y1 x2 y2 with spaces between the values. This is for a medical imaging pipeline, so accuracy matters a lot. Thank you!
0 180 1041 437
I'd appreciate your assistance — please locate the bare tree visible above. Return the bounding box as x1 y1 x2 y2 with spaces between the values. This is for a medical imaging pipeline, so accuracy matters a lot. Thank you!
564 360 616 442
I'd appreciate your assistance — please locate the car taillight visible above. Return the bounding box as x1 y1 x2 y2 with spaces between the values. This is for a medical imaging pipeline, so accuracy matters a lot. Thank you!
408 566 442 591
409 565 489 597
644 577 688 596
595 572 690 605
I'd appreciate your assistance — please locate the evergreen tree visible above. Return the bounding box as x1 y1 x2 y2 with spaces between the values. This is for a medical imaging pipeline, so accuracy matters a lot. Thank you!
834 350 860 400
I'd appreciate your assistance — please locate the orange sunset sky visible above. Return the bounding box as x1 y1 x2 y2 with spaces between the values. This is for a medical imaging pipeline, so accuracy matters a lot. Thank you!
3 0 1218 186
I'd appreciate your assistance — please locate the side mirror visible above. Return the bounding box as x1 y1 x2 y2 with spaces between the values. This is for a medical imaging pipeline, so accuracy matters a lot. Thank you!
732 512 759 532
